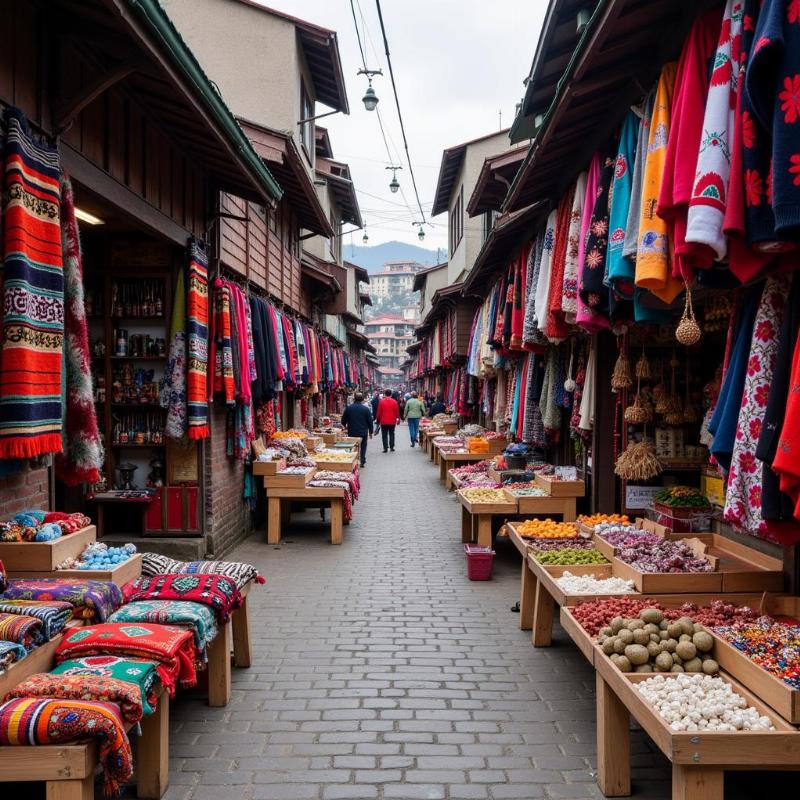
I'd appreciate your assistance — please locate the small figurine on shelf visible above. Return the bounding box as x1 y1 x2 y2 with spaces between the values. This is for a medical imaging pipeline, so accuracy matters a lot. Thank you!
92 338 105 358
147 457 165 488
95 376 106 404
116 462 137 490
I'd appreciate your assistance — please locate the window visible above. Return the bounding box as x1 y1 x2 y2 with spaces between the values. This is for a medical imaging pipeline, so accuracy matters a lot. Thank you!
300 81 314 162
449 185 464 256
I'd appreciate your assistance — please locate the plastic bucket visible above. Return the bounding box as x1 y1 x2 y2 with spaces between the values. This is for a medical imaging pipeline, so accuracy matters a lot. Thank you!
464 544 495 580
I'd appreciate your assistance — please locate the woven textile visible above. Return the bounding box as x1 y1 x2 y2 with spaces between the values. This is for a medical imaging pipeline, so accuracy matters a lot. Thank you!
6 672 146 724
52 655 160 716
161 268 187 438
186 239 210 439
55 622 197 697
0 600 72 640
54 176 103 485
139 553 263 591
0 612 42 649
109 600 217 651
0 640 26 671
1 579 123 622
0 107 64 459
123 574 241 624
211 279 235 404
0 697 132 797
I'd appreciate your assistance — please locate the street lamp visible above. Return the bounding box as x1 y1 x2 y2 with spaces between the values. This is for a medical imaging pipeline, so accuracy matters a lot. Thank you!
386 165 402 194
357 68 383 112
412 221 426 241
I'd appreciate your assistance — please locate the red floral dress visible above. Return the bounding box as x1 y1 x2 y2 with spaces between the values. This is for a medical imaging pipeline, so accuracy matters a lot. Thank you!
723 275 788 532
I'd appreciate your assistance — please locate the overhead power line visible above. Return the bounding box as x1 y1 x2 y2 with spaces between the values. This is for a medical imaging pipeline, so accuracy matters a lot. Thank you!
373 0 427 225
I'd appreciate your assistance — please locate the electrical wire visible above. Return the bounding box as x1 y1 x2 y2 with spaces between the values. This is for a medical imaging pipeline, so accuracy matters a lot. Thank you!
373 0 427 225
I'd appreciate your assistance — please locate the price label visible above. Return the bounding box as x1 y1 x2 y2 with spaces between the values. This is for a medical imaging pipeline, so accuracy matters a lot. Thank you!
625 485 660 509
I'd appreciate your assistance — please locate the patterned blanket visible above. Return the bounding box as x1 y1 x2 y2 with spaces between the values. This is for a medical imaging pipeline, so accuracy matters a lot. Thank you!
55 623 197 696
0 612 41 649
123 574 241 624
1 579 123 621
0 640 26 672
0 600 72 640
52 655 160 716
187 239 210 439
109 600 217 652
0 697 132 797
140 552 263 590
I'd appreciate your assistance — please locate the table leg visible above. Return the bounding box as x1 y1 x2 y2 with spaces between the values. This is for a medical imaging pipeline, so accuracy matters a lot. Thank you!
330 500 343 545
461 506 473 544
596 672 631 797
46 777 94 800
137 693 169 799
207 621 232 707
520 558 536 631
439 458 447 482
562 497 577 522
532 578 555 646
671 765 723 800
232 595 252 668
476 515 492 548
446 470 453 490
267 497 281 545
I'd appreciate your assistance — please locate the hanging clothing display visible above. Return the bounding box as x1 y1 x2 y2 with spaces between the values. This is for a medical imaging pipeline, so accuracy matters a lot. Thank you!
186 240 211 439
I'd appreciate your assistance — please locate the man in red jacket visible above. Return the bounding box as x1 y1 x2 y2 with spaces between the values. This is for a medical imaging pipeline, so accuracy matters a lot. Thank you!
375 388 401 453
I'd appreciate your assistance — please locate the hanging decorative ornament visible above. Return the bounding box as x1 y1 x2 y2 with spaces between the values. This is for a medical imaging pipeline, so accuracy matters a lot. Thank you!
564 339 576 392
614 436 663 481
611 343 633 392
635 347 651 381
624 394 649 425
676 279 702 346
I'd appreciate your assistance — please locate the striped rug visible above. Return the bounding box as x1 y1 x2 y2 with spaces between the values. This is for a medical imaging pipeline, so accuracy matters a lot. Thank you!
186 238 210 439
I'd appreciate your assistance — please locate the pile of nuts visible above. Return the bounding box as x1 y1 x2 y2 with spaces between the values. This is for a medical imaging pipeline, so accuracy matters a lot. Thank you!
597 608 719 674
459 488 509 504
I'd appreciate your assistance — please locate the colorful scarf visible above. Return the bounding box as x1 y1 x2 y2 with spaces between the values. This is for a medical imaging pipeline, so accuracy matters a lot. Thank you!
0 600 73 640
109 600 217 651
545 187 575 341
186 239 210 438
211 280 235 404
52 655 160 716
1 579 123 622
0 697 131 797
0 612 42 649
161 268 187 438
0 640 26 671
122 574 242 624
0 107 64 459
139 553 263 590
54 176 102 485
6 673 146 725
55 622 197 696
561 172 587 324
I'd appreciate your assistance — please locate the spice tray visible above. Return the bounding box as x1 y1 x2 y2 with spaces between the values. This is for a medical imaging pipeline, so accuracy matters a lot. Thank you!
252 458 286 477
709 594 800 723
264 469 316 489
534 473 585 497
0 525 96 571
457 491 517 515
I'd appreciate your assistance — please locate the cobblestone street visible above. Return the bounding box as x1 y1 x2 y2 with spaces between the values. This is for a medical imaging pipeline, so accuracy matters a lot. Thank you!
165 432 674 800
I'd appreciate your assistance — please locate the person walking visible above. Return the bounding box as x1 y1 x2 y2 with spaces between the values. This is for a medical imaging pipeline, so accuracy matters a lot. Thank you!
341 392 373 467
371 391 381 435
428 394 446 417
375 388 400 453
403 391 426 447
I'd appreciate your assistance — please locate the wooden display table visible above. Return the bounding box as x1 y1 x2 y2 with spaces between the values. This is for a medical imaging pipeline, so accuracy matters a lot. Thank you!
0 526 96 571
266 486 347 545
312 454 358 472
438 451 486 483
457 491 518 548
9 553 143 587
503 491 578 520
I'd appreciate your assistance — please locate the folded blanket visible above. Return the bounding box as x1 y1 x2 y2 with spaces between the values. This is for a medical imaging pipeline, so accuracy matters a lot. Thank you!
55 623 197 696
52 655 160 716
0 641 26 672
0 600 72 640
6 673 145 724
0 612 42 649
140 553 263 590
0 697 132 797
109 600 217 652
123 574 242 624
1 579 123 621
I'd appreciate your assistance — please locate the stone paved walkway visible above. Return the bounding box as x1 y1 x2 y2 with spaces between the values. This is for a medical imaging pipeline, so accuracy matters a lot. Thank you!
162 429 731 800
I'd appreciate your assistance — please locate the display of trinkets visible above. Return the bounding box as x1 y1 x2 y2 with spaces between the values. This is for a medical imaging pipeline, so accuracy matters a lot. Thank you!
114 328 128 356
128 334 165 358
111 278 165 318
111 365 162 405
112 411 165 445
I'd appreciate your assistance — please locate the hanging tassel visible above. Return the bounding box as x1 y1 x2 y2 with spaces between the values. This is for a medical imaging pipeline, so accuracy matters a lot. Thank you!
635 347 651 381
564 339 576 392
611 345 633 392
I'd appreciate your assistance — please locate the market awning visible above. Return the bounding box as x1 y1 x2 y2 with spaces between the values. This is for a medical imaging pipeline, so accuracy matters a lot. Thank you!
301 253 341 293
317 159 362 228
467 146 528 217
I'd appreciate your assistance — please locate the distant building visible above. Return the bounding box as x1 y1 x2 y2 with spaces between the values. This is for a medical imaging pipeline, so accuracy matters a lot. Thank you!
365 315 415 371
369 260 426 299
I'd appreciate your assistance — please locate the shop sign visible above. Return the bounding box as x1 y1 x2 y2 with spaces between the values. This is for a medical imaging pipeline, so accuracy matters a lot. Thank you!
625 485 661 509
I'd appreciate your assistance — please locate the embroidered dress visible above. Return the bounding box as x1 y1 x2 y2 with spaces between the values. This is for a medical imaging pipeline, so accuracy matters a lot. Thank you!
1 579 123 622
0 640 26 671
545 187 575 342
533 210 558 334
723 277 787 533
52 655 160 716
161 268 187 438
579 154 615 315
576 154 609 332
123 574 241 625
562 173 587 323
0 697 132 797
109 600 217 652
0 600 72 640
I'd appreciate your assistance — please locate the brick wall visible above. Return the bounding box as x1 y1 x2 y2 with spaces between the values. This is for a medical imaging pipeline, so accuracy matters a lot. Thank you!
0 465 50 519
203 403 252 557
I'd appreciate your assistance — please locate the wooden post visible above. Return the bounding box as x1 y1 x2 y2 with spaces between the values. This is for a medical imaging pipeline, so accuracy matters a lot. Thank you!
532 578 554 646
476 515 492 548
330 499 343 545
671 765 723 800
562 497 577 522
439 457 448 482
596 672 631 797
46 777 94 800
519 559 536 631
232 595 252 668
267 497 281 545
136 694 169 799
207 621 232 707
461 506 473 544
446 469 453 490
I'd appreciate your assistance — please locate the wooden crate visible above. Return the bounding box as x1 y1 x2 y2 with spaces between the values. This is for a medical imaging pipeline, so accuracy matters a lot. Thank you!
534 474 585 497
457 491 517 515
252 458 286 476
0 526 96 571
313 458 357 472
264 469 315 489
611 547 723 593
485 438 507 455
513 493 578 516
10 553 143 586
320 432 341 447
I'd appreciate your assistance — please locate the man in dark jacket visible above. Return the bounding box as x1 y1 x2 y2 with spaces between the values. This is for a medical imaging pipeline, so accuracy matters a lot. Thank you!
342 392 373 467
371 391 381 434
428 395 446 417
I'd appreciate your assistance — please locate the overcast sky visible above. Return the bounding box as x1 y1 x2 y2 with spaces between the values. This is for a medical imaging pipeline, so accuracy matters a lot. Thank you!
262 0 547 253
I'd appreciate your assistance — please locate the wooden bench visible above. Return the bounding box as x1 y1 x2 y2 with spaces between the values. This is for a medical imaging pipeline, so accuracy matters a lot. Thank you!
267 486 347 545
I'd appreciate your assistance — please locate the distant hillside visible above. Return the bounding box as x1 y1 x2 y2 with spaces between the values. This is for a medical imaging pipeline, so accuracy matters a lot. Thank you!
343 241 441 272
